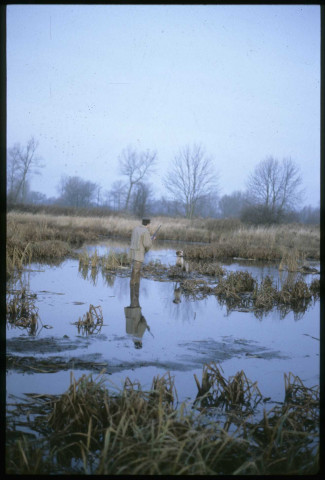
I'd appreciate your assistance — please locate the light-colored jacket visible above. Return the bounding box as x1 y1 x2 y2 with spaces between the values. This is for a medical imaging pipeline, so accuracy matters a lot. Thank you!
129 225 152 262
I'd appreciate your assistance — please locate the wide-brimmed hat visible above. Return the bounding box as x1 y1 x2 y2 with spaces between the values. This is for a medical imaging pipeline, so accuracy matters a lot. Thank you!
142 218 151 225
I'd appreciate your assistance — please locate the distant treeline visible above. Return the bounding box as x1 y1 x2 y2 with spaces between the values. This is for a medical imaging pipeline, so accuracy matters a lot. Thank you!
6 201 320 225
7 138 320 225
6 203 123 218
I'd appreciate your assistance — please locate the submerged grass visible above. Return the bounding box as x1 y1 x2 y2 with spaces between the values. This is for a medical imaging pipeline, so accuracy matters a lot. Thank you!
6 365 319 475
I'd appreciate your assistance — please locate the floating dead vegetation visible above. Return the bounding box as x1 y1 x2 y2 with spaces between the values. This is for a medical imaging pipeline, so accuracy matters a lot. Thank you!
6 288 49 336
6 366 319 475
73 304 104 335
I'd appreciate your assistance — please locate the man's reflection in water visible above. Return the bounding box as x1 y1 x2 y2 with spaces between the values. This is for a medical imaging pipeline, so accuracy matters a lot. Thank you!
124 279 151 349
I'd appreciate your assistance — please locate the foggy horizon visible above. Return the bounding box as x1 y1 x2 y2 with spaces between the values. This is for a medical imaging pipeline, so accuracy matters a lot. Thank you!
6 4 320 208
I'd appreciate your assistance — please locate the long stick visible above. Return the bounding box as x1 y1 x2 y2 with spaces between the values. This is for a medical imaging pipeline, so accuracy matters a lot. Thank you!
151 224 161 240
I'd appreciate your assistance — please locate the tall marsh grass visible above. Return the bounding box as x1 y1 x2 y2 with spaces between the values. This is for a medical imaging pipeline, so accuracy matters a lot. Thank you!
6 366 319 475
7 211 320 275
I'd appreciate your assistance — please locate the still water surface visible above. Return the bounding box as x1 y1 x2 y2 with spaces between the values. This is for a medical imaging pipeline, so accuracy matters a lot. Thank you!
7 241 320 407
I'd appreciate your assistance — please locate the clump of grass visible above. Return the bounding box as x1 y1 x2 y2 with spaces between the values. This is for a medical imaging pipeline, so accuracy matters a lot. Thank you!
6 366 319 475
278 278 312 309
182 279 212 299
253 276 278 310
78 250 131 284
73 304 104 335
6 242 32 278
213 271 256 299
5 434 52 475
6 288 40 335
309 278 320 299
78 249 90 267
189 261 225 277
173 270 318 317
142 260 169 278
28 240 72 260
91 249 99 268
194 363 263 413
278 247 307 272
166 264 188 279
240 373 319 475
102 250 130 270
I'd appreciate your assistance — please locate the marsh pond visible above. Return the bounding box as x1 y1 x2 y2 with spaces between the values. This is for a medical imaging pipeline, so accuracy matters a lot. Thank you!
7 238 320 410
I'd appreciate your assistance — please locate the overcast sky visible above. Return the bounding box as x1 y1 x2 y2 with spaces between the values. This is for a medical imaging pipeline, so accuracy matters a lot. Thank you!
7 4 320 207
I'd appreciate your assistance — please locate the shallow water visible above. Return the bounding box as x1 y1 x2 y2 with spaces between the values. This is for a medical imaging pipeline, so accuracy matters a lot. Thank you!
6 242 320 408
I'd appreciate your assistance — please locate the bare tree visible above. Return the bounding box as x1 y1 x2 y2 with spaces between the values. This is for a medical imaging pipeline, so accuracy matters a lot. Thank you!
218 191 249 218
130 182 153 218
163 144 219 219
7 136 43 203
246 156 304 221
119 146 157 211
58 175 98 207
105 180 127 211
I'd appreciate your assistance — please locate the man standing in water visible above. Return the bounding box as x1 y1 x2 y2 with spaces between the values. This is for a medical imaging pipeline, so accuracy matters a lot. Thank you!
129 218 155 307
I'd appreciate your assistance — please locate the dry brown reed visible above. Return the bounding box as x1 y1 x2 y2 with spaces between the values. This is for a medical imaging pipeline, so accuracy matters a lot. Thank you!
253 276 278 310
213 271 256 299
182 279 212 299
278 278 313 309
194 363 263 413
239 373 319 475
309 278 320 298
176 270 319 316
6 366 319 475
184 223 319 261
73 304 104 335
79 249 130 272
6 288 40 335
189 260 225 276
7 211 320 267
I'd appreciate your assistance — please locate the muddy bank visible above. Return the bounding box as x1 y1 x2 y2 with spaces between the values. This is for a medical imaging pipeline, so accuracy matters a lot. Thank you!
7 333 290 375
